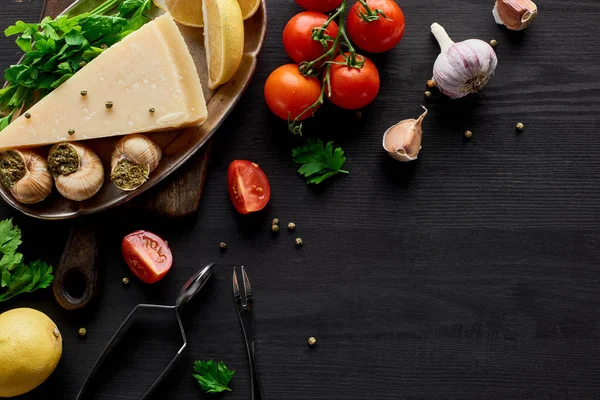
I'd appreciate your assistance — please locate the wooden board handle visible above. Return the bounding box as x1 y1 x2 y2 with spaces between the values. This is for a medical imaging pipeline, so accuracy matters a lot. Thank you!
52 219 99 310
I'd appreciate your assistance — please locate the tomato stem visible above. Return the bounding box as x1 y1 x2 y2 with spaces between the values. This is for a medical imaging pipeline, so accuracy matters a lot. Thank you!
291 0 364 135
356 0 389 22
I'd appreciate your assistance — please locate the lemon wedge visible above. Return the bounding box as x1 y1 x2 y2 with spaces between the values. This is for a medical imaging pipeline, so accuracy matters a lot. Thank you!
203 0 245 90
153 0 205 28
237 0 261 20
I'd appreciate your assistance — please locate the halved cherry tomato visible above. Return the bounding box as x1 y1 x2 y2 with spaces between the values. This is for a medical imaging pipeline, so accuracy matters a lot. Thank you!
283 12 339 64
328 53 380 110
264 64 322 121
228 160 271 214
295 0 343 12
122 231 173 284
347 0 406 53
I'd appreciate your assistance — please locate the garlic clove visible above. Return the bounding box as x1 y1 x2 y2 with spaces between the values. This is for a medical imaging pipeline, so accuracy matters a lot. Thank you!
383 106 428 162
48 142 104 201
493 0 538 31
0 150 53 204
110 134 162 191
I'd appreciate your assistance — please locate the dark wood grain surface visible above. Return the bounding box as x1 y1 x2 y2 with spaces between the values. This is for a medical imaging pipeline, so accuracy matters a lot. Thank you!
2 0 600 399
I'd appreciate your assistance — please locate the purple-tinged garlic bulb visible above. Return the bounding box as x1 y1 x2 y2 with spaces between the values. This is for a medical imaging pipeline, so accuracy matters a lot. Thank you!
431 23 498 99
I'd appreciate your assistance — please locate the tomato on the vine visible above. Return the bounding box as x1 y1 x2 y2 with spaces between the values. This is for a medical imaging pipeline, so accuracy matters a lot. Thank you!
347 0 406 53
295 0 343 12
283 12 339 64
122 231 173 284
264 64 322 121
228 160 271 215
327 53 380 110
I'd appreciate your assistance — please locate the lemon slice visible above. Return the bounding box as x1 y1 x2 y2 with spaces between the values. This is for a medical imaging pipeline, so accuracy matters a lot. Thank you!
203 0 245 90
237 0 261 20
153 0 205 28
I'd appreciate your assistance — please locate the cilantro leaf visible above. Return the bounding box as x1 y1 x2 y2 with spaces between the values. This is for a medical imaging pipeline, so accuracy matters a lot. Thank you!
292 139 349 184
193 360 235 394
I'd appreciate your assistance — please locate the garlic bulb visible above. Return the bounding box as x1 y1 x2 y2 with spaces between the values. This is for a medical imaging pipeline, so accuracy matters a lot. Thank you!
48 142 104 201
493 0 537 31
383 106 428 162
431 23 498 99
110 134 162 191
0 150 53 204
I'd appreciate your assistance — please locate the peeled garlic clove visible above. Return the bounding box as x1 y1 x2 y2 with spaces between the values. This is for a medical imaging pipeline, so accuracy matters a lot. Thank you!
383 106 428 162
48 142 104 201
0 150 53 204
493 0 538 31
110 134 162 191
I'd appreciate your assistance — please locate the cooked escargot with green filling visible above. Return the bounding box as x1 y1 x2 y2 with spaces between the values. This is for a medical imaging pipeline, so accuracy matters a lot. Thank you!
0 149 53 204
110 134 162 191
47 142 104 201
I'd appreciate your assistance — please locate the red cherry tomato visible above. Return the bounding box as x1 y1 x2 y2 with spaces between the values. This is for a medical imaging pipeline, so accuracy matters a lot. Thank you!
228 160 271 214
122 231 173 284
295 0 343 12
264 64 322 121
328 53 380 110
347 0 406 53
283 11 339 64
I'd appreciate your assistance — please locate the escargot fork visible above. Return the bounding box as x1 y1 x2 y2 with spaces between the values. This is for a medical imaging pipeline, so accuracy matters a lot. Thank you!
233 266 265 400
76 263 214 400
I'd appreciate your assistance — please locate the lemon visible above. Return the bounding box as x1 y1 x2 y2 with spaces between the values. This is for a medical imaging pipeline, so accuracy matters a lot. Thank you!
153 0 259 26
203 0 245 90
153 0 205 27
0 308 63 398
237 0 261 20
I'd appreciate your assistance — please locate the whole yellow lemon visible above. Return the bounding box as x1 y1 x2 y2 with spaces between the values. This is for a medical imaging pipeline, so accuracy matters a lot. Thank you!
0 308 63 398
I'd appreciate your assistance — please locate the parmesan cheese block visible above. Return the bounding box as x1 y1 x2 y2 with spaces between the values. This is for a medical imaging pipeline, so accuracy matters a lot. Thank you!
0 13 207 150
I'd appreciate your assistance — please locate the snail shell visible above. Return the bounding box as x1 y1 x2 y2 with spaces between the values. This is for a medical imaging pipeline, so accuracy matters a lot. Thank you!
48 142 104 201
0 150 53 204
110 134 162 191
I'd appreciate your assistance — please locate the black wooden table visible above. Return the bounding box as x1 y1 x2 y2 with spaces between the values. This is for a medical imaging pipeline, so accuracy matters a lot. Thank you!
2 1 600 399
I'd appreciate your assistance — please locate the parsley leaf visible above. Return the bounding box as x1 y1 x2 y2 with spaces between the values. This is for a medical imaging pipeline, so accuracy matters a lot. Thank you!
0 218 23 275
292 139 349 184
193 360 235 394
0 260 54 302
0 219 54 302
0 110 15 131
117 0 147 18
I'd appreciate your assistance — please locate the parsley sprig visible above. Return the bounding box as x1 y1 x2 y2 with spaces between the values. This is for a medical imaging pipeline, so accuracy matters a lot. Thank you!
0 219 54 302
0 0 153 130
193 360 235 394
292 139 349 184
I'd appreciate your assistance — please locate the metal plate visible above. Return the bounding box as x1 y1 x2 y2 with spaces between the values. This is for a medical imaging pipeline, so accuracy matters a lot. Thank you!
0 0 267 219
